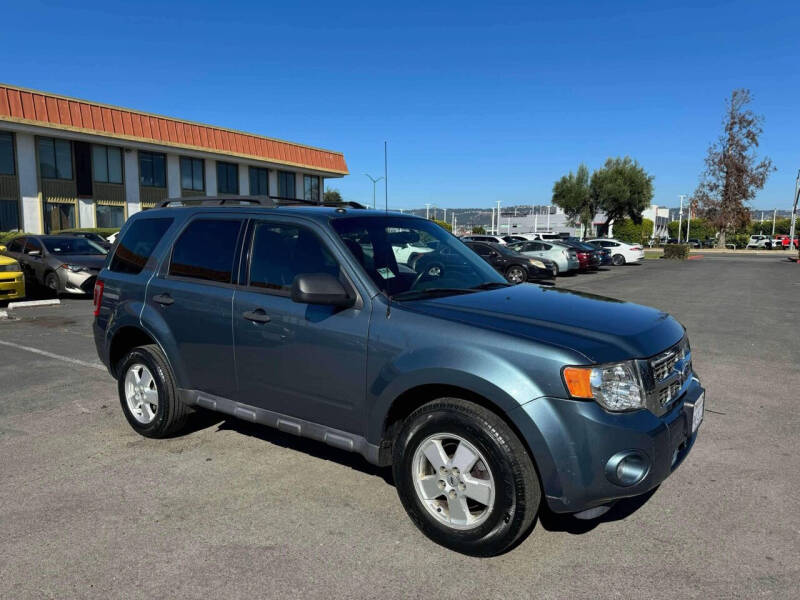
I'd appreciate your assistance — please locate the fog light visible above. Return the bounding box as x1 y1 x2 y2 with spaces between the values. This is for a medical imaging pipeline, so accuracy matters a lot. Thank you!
605 451 649 487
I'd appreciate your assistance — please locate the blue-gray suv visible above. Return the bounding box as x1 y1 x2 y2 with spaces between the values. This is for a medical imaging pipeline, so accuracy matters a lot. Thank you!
93 197 704 556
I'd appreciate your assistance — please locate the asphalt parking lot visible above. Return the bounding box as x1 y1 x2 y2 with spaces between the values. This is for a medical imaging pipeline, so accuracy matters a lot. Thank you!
1 255 798 599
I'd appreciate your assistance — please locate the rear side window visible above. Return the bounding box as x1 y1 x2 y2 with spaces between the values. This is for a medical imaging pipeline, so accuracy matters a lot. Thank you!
7 237 24 252
169 219 242 284
110 218 173 274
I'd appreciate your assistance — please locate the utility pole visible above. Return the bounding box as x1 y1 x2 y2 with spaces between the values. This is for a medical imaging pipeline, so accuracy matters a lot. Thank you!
364 173 384 210
425 203 431 220
490 207 495 235
384 141 388 212
443 208 447 223
772 209 777 236
496 201 501 235
789 171 800 257
547 208 550 231
678 195 686 241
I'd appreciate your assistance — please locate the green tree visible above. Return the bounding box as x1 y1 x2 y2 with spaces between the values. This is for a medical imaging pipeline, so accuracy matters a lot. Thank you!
749 218 790 235
668 218 716 241
323 188 343 204
552 163 594 237
612 218 654 245
471 225 486 234
692 89 774 248
432 219 452 232
590 157 654 227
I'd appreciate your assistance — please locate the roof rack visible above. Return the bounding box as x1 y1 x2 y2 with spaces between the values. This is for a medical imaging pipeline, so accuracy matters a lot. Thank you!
159 195 367 210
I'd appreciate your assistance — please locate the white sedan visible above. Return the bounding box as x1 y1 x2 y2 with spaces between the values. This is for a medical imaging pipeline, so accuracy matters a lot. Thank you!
585 238 645 265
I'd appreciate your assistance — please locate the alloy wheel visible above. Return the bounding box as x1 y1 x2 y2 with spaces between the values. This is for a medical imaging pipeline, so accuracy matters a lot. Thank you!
124 363 159 424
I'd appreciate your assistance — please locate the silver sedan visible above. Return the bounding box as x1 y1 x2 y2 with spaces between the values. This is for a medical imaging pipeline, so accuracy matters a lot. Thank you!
507 240 580 275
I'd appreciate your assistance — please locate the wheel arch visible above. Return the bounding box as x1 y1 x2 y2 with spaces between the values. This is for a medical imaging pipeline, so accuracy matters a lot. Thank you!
108 326 157 378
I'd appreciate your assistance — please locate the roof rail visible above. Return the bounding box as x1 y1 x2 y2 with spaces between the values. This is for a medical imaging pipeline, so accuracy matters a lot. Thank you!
160 195 367 210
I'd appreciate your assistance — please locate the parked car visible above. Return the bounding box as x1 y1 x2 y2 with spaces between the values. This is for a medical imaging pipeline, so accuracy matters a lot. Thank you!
746 235 772 249
460 235 507 245
0 247 25 301
585 238 645 265
507 240 579 275
666 237 679 244
686 238 702 249
3 234 107 296
780 235 799 249
465 241 555 282
560 240 600 270
59 231 112 250
94 199 704 556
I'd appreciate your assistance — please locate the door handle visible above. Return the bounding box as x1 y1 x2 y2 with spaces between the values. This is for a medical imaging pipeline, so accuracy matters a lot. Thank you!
243 309 271 323
153 293 174 306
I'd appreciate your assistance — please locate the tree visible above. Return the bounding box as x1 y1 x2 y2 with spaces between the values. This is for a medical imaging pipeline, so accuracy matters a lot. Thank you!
590 157 654 227
323 188 343 204
471 225 486 234
668 218 716 241
552 164 594 237
691 89 774 248
612 218 654 245
432 219 452 232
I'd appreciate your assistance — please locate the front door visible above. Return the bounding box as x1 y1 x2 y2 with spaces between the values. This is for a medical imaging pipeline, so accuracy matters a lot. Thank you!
233 220 370 434
145 217 244 398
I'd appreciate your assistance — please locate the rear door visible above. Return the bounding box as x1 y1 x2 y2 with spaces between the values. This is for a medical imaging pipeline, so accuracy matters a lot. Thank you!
232 218 370 434
145 216 244 398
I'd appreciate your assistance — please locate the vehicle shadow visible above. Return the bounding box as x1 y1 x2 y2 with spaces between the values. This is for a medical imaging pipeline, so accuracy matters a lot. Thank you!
537 486 659 534
205 412 395 486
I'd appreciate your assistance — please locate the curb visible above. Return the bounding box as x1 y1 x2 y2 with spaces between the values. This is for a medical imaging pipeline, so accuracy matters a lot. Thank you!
7 299 61 310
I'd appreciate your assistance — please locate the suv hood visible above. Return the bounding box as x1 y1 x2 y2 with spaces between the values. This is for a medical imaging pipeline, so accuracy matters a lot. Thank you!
407 284 685 363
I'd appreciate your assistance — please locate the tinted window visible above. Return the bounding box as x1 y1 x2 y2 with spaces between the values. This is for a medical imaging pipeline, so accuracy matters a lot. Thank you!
277 171 295 198
180 157 204 191
469 243 492 257
92 145 123 183
303 175 320 202
38 137 72 180
169 219 242 283
139 151 166 187
24 238 42 254
0 131 14 175
249 167 268 196
248 223 338 291
41 237 106 255
7 237 25 252
110 218 173 274
217 162 239 194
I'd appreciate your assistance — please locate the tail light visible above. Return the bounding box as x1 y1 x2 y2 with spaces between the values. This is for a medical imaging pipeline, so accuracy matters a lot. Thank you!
93 279 104 317
630 246 642 251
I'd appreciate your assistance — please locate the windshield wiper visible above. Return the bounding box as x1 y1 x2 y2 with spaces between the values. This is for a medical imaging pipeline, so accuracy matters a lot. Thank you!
470 281 512 290
391 287 479 301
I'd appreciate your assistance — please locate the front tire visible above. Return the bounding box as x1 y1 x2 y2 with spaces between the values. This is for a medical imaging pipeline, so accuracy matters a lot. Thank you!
44 271 60 297
117 344 190 438
393 398 541 556
505 265 527 284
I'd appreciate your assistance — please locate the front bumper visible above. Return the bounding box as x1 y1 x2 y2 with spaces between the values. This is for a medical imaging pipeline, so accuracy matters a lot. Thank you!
0 273 25 300
509 375 704 514
60 269 97 295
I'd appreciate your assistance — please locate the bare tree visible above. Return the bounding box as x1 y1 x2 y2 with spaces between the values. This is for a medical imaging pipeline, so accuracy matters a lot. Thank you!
692 89 774 248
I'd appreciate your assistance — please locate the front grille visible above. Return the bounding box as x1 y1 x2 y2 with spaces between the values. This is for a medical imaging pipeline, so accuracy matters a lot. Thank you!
646 338 692 410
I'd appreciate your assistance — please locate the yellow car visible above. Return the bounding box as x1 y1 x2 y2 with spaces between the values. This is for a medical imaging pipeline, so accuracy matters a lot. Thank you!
0 245 25 301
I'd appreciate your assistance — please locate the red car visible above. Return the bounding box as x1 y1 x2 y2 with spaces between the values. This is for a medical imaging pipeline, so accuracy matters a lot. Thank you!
778 235 799 249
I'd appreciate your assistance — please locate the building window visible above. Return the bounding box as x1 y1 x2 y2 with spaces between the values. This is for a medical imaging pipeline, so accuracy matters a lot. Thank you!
38 137 72 180
44 202 76 232
277 170 295 198
0 200 19 231
92 145 123 184
249 166 268 196
96 204 125 228
303 175 320 202
217 162 239 194
0 131 14 175
180 157 204 191
139 151 166 188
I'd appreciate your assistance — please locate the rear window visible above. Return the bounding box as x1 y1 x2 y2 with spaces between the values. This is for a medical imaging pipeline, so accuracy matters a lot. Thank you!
169 219 242 284
110 218 173 275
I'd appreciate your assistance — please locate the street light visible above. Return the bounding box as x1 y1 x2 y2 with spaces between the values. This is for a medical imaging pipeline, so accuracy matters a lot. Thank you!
364 173 384 210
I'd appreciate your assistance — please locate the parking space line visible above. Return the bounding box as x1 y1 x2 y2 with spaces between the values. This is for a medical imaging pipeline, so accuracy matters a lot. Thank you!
0 339 106 371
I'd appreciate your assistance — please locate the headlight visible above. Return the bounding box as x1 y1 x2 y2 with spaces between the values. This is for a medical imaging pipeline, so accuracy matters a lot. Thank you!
0 263 21 272
563 361 646 411
529 259 546 269
60 264 88 273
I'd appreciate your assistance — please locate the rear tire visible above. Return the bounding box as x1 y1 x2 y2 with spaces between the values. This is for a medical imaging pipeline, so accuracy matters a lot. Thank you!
612 254 625 266
393 398 541 556
117 344 190 438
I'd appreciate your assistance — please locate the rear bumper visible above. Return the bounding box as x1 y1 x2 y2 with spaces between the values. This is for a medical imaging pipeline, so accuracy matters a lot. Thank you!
509 376 704 514
0 273 25 300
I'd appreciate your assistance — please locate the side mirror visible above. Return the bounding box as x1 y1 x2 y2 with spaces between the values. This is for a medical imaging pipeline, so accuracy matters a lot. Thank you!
291 273 354 307
28 250 41 257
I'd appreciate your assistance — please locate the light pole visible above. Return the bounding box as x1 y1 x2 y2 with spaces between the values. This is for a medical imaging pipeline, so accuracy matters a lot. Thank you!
364 173 383 210
496 200 501 235
425 203 432 220
678 195 686 241
789 170 800 256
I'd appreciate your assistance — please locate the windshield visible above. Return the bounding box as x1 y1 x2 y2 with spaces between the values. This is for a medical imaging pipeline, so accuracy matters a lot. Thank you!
331 216 506 299
42 237 107 255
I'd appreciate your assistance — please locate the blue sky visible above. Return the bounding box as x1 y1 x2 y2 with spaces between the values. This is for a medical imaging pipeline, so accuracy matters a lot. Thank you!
4 1 799 210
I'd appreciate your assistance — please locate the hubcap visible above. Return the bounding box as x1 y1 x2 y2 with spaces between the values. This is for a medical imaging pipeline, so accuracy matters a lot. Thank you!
411 433 495 530
124 363 158 424
508 268 524 283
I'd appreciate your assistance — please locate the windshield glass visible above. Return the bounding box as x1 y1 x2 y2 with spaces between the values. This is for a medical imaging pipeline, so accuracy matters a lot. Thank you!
42 237 107 255
331 216 506 298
